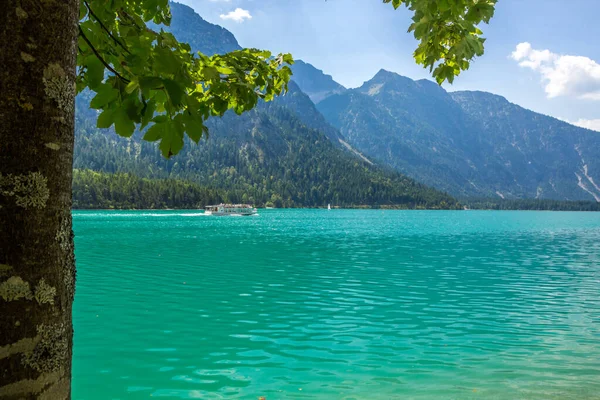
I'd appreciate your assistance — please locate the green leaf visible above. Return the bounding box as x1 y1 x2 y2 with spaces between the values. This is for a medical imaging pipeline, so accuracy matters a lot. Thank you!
139 77 164 91
86 56 105 90
140 99 156 129
143 121 165 142
158 124 184 158
182 112 204 143
90 85 119 109
79 0 87 20
125 80 140 94
114 109 136 137
75 0 305 158
162 79 185 107
97 109 114 129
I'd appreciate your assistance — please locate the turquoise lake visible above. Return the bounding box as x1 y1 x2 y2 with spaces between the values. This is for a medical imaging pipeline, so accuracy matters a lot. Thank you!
72 210 600 399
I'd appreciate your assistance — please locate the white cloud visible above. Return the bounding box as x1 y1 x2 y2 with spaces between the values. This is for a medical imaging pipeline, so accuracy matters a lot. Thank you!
219 8 252 23
511 42 600 100
558 117 600 132
572 119 600 132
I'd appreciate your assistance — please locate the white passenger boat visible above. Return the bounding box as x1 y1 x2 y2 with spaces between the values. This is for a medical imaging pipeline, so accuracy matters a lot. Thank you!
204 204 258 216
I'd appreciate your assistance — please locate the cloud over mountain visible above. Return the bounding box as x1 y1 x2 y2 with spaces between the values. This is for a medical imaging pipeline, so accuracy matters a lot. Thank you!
220 8 252 23
511 42 600 100
572 119 600 132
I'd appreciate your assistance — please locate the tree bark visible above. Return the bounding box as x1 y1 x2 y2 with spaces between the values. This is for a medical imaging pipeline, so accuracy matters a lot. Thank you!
0 0 79 398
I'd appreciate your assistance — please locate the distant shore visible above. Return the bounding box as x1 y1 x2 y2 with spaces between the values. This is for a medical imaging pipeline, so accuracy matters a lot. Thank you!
72 202 600 212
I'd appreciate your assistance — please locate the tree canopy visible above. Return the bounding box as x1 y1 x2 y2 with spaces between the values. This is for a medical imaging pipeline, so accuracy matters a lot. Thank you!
384 0 496 84
77 0 293 158
78 0 496 158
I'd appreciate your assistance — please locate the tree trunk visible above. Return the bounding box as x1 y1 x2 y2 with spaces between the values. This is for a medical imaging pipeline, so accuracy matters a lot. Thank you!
0 0 79 398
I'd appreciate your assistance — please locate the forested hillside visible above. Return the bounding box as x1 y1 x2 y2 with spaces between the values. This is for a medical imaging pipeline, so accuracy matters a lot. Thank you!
463 198 600 212
72 170 226 209
72 2 458 210
317 69 600 201
74 99 458 208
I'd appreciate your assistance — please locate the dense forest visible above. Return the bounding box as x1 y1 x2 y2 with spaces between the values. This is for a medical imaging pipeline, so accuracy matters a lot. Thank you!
72 170 226 209
72 169 600 211
74 91 460 210
463 198 600 211
72 169 461 209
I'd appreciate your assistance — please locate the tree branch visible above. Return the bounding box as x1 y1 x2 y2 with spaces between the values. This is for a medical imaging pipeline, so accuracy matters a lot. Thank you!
84 1 131 54
118 9 159 35
78 25 131 84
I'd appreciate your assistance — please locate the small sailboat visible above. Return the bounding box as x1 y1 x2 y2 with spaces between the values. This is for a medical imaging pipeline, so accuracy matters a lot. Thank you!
328 204 331 210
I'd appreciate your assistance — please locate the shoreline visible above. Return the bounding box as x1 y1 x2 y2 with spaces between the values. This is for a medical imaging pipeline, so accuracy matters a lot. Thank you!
71 207 600 212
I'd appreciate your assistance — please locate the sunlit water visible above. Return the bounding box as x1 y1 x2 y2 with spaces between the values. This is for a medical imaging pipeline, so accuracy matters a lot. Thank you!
72 210 600 399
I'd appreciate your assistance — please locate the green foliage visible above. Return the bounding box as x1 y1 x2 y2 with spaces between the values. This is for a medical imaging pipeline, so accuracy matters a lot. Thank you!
383 0 496 84
72 169 226 209
463 198 600 212
77 0 293 158
76 0 497 161
72 168 460 210
74 95 460 209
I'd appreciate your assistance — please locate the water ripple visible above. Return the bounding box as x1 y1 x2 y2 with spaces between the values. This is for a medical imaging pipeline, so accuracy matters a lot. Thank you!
73 210 600 399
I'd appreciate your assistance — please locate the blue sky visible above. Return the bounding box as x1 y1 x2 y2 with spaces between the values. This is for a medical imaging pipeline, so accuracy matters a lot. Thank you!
179 0 600 130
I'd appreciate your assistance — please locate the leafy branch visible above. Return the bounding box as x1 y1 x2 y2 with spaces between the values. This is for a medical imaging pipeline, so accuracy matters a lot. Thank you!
78 25 130 84
83 0 130 54
77 0 293 158
383 0 497 84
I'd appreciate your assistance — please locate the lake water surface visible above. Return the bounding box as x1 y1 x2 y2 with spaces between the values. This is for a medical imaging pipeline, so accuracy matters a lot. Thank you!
72 210 600 399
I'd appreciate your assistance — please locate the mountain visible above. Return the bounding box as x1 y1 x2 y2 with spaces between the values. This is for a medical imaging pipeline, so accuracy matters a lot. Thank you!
167 2 346 105
450 91 600 201
163 2 242 55
164 4 366 157
72 3 457 209
74 100 457 208
317 70 600 201
271 81 345 144
289 60 346 103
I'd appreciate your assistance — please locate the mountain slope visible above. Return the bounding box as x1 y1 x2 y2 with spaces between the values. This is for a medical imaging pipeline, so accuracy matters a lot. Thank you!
317 70 600 201
74 101 457 208
272 81 345 145
165 3 360 155
451 91 600 201
289 60 346 103
72 3 457 209
164 2 242 55
167 3 346 105
318 70 490 197
275 82 371 164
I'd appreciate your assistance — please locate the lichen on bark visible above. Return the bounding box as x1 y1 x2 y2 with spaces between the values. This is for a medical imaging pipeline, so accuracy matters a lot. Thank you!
1 0 79 395
21 51 35 62
0 276 33 302
45 142 61 150
15 6 28 19
22 323 68 373
34 278 57 305
43 63 75 113
0 171 50 209
56 214 76 301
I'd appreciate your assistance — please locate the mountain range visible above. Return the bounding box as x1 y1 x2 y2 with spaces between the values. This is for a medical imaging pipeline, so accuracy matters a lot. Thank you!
74 2 600 206
73 3 456 209
316 70 600 201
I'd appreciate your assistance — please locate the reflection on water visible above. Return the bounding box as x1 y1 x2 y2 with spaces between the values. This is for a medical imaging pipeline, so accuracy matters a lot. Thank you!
73 210 600 399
